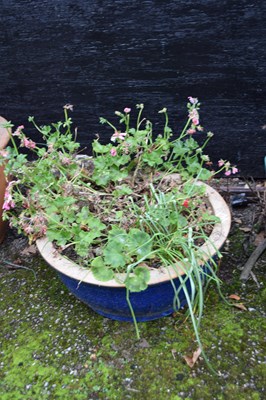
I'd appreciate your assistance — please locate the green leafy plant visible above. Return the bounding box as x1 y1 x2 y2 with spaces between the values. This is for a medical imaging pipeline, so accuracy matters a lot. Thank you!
0 98 237 372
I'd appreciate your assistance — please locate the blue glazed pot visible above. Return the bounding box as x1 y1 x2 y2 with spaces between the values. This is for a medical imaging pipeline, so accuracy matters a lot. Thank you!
36 182 231 322
58 271 191 322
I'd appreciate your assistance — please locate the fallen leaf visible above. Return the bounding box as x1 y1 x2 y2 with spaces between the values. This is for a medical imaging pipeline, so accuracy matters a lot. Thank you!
254 232 265 246
228 294 241 301
239 227 252 233
183 347 202 368
172 312 179 318
233 303 247 311
13 258 22 265
233 218 242 224
21 245 37 256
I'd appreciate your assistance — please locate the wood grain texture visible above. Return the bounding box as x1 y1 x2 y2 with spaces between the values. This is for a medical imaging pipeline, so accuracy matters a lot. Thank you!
0 0 265 176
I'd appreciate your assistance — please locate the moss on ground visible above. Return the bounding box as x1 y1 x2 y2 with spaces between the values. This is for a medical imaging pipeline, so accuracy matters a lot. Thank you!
0 227 265 399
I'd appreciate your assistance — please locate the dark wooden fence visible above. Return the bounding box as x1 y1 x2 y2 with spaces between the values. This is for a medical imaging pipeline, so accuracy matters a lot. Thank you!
1 0 265 176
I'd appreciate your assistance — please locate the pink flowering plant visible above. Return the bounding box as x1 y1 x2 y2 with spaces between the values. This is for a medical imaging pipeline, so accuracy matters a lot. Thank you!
0 99 236 370
0 97 236 289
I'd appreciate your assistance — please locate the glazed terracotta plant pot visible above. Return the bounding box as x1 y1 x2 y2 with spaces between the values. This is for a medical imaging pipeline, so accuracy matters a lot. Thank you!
0 116 10 243
37 182 231 322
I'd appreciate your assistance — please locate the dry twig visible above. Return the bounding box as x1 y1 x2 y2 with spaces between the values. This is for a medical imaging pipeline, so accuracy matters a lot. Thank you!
0 260 36 278
240 239 266 281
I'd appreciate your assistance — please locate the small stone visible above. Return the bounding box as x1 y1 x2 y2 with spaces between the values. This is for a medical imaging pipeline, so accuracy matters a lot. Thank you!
90 353 97 361
137 338 150 348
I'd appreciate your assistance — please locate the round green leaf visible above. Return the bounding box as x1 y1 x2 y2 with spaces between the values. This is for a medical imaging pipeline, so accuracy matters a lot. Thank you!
91 257 114 281
125 275 148 292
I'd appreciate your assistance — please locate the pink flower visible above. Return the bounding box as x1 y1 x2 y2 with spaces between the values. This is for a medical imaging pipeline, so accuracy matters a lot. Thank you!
3 190 15 210
2 181 16 211
124 108 131 113
111 131 127 142
5 180 17 194
38 225 47 235
218 159 225 167
232 167 238 174
188 97 198 105
3 200 15 210
110 148 117 157
13 125 24 137
20 137 36 149
225 170 231 176
33 215 45 224
189 109 199 126
0 149 8 158
61 157 71 165
63 104 74 111
187 128 196 135
24 225 34 234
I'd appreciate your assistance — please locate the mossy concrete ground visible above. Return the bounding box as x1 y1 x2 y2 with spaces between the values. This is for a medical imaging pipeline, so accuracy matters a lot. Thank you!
0 220 265 399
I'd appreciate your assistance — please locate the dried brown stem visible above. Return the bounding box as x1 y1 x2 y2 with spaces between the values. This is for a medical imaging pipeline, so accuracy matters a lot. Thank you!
240 239 266 281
